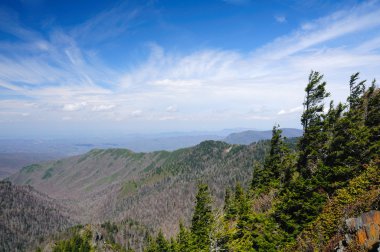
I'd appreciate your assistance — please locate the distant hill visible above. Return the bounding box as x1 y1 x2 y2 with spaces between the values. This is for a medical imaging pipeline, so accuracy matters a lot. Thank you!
1 128 292 180
0 181 75 251
0 152 60 179
223 128 302 145
9 140 270 238
0 128 299 180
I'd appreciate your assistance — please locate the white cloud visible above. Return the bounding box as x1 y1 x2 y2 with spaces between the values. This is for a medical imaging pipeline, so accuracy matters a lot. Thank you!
278 106 303 115
62 102 87 111
131 110 142 117
92 104 115 111
166 105 177 112
158 116 176 121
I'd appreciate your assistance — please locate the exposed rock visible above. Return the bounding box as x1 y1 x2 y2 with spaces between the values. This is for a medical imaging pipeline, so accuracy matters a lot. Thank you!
345 210 380 250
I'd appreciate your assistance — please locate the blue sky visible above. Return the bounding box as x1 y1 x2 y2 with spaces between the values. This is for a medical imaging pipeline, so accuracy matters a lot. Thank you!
0 0 380 137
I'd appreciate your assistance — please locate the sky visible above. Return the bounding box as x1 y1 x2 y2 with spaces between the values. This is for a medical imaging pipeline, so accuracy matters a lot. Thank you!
0 0 380 138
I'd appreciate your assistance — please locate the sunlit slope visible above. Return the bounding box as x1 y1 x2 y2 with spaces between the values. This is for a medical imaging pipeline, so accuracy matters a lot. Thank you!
9 140 269 234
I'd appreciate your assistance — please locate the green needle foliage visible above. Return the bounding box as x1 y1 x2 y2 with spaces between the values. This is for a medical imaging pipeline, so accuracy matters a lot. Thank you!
52 228 92 252
142 71 379 252
190 183 214 251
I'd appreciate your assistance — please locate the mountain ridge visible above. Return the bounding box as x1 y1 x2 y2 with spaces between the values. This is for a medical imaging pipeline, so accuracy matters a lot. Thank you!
8 140 274 238
223 128 302 145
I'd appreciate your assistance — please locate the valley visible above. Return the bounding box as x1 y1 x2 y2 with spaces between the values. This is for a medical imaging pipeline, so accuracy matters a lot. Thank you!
8 140 270 236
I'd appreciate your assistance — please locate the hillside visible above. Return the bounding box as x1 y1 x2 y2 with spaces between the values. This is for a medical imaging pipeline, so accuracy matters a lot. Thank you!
0 181 75 251
0 152 60 179
223 128 302 145
9 140 271 237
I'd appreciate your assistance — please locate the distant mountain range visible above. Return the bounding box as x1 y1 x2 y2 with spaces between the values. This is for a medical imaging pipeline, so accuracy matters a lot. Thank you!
0 128 301 179
0 152 60 179
223 128 303 145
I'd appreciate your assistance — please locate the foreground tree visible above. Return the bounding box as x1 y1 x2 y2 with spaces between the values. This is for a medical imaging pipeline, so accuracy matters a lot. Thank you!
251 125 290 191
191 183 214 251
298 71 330 177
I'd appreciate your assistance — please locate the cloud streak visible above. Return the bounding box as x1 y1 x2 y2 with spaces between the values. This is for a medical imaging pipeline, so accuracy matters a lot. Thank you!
0 1 379 134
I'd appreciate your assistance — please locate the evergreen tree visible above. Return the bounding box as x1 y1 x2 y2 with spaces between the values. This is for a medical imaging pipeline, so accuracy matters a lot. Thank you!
177 221 192 252
156 230 169 252
234 183 249 217
365 79 380 156
191 183 214 251
223 188 237 220
234 184 250 239
52 231 92 252
348 72 366 110
251 125 289 191
298 70 330 177
169 237 178 252
144 233 158 252
321 73 373 193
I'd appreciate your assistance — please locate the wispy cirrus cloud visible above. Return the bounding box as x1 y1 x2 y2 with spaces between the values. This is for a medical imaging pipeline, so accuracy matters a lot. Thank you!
0 1 380 134
70 2 142 45
257 1 380 60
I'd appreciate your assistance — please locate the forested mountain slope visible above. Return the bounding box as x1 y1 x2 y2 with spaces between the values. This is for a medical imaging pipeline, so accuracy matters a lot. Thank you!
9 139 273 236
0 181 75 251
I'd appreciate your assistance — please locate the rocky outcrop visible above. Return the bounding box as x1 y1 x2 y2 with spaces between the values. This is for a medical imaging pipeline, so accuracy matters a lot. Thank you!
345 210 380 250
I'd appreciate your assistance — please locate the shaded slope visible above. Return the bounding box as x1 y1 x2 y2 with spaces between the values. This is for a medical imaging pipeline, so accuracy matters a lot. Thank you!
0 181 75 251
